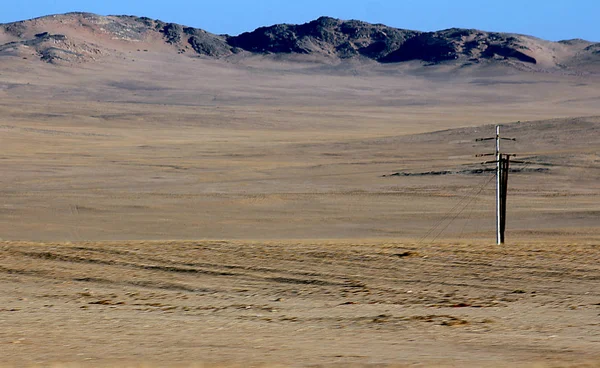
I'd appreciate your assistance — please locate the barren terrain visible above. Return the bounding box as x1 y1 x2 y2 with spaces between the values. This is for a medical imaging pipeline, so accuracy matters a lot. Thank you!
1 239 599 367
1 53 598 242
0 13 599 367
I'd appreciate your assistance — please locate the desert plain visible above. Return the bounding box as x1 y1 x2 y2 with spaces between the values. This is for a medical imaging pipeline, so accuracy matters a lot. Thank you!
1 13 600 367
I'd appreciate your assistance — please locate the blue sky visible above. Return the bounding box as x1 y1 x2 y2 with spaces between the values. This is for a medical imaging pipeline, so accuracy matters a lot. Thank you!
1 0 598 41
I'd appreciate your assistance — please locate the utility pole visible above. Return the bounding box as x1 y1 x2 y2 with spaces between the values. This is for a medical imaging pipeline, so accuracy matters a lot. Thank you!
496 126 501 245
477 125 516 244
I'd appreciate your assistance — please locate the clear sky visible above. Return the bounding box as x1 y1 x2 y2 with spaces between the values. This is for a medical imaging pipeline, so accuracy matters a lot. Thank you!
1 0 598 41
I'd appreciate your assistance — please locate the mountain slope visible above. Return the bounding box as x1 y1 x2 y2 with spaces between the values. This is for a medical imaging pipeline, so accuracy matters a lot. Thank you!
227 17 542 64
0 13 598 72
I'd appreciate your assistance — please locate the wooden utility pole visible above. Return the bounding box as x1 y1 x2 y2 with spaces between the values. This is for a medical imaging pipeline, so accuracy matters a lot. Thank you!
496 126 502 245
477 125 516 244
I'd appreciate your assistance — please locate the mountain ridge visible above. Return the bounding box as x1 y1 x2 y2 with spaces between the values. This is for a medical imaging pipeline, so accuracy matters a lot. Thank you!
0 13 598 72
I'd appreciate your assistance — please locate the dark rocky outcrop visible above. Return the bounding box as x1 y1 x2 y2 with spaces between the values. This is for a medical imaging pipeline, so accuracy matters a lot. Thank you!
157 22 234 56
161 23 183 44
2 21 27 37
0 29 100 64
227 17 539 65
187 33 233 57
0 32 68 53
227 16 418 60
584 43 600 54
39 47 81 63
228 24 309 54
483 44 537 64
380 33 458 63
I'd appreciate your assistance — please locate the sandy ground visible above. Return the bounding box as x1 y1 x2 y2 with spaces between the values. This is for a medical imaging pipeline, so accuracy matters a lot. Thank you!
0 46 599 366
1 239 599 367
1 54 599 241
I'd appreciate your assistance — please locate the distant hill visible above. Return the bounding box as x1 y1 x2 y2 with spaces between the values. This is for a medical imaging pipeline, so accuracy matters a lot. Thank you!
0 13 598 73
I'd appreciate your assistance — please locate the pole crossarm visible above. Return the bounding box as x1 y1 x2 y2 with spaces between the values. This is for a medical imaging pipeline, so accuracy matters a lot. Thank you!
476 137 516 142
480 159 526 165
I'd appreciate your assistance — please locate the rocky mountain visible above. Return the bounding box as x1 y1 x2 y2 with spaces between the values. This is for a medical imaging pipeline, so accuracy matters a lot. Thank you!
0 13 598 71
228 17 539 64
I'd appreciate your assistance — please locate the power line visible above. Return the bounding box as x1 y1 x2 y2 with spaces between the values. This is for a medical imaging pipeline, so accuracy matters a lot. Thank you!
417 172 494 244
458 180 484 240
430 174 495 243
